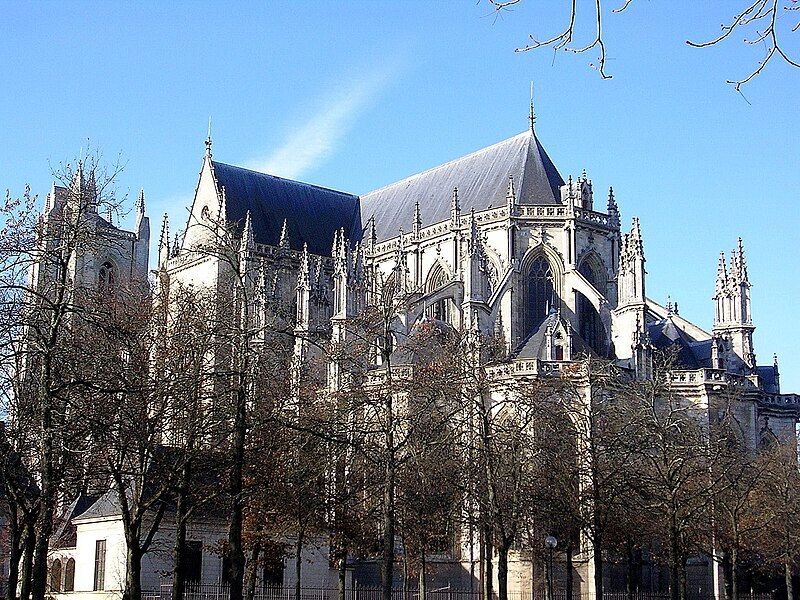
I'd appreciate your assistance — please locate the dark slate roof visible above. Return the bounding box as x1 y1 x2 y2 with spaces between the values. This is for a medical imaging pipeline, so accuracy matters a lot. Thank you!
513 312 589 360
74 489 121 521
54 494 99 547
360 130 565 242
758 365 779 393
211 161 362 257
647 318 712 369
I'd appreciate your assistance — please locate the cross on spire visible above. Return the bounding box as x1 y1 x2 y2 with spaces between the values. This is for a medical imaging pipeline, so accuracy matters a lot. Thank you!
529 81 536 132
205 116 213 157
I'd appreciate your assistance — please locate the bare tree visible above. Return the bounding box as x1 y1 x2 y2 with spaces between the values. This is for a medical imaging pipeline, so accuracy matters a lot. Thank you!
0 152 129 600
487 0 799 90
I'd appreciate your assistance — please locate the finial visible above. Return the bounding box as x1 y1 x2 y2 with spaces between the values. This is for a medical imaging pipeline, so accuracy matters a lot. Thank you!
666 295 673 316
106 205 113 225
451 187 460 224
279 218 290 249
529 81 536 132
205 116 213 158
368 217 377 253
136 188 146 215
607 186 618 217
413 199 422 235
773 353 779 369
241 210 254 250
737 237 749 284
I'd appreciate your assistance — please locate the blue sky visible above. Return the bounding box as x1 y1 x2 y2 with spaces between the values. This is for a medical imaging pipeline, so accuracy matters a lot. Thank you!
2 1 799 389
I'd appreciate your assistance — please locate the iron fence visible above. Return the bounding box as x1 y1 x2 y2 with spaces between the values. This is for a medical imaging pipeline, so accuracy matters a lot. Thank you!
146 584 779 600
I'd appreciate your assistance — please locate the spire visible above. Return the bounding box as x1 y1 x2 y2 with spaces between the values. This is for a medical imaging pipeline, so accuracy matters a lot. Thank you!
278 218 290 250
135 188 146 216
241 210 254 251
105 205 114 225
528 81 536 132
715 251 728 294
205 116 213 158
172 233 180 257
413 199 422 236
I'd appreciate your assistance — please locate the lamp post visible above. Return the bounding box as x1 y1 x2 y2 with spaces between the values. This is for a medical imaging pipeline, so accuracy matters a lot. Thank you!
545 536 558 600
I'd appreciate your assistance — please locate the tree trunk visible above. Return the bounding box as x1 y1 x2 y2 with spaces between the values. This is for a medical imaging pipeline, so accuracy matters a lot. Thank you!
566 543 574 600
381 388 396 600
123 546 143 600
30 387 55 600
497 542 510 600
6 509 22 600
245 543 261 600
668 526 681 600
721 550 732 600
593 534 603 600
337 546 348 600
172 460 192 600
483 523 493 600
19 520 36 600
785 559 794 600
678 558 687 600
295 530 304 600
626 543 636 600
730 547 738 600
226 385 247 600
419 551 427 600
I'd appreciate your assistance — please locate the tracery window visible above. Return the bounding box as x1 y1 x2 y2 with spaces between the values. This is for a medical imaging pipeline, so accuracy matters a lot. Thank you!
525 256 554 334
98 261 116 295
426 263 455 324
578 262 605 355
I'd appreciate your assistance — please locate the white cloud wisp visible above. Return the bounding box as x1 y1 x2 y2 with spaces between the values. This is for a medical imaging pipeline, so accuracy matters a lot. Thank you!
248 69 392 180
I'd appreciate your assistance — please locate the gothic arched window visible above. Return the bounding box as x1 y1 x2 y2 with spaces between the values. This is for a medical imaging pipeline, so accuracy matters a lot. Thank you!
525 256 554 334
98 261 116 295
425 263 455 324
64 558 75 592
578 262 605 355
50 559 62 592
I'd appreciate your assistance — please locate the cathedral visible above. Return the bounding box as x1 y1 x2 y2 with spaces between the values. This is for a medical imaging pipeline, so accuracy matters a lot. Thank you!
39 116 799 600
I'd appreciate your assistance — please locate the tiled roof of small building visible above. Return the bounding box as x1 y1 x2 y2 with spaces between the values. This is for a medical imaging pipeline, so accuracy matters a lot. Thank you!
360 130 565 242
211 161 362 256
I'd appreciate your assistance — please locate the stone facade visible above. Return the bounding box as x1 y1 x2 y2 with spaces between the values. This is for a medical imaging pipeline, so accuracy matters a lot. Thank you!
37 124 799 599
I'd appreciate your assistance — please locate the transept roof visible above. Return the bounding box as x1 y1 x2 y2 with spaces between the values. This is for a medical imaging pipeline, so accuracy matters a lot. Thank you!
360 130 564 242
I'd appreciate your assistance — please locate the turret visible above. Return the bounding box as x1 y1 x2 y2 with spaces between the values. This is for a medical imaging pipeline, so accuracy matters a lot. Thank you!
617 217 646 306
712 238 755 372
